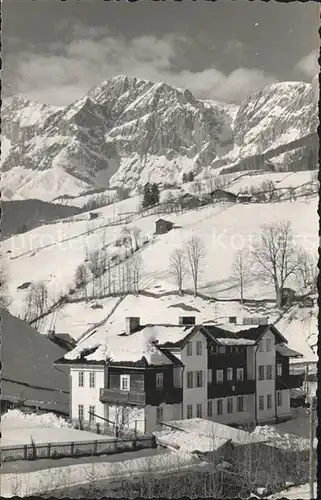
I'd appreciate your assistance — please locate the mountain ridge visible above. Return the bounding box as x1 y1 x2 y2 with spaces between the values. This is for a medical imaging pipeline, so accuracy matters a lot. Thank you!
1 76 317 202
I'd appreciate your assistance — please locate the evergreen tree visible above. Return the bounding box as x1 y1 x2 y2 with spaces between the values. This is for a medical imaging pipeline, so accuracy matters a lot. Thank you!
142 182 159 208
151 183 160 205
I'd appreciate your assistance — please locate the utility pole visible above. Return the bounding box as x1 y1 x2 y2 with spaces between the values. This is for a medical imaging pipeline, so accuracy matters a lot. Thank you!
309 395 315 500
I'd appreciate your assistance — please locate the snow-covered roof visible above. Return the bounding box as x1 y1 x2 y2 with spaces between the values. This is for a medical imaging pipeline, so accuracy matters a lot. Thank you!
153 429 230 453
63 323 194 364
216 337 256 346
163 418 268 446
276 344 303 358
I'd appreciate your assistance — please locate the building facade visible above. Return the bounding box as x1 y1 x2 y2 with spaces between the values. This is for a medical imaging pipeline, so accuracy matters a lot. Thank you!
56 317 303 434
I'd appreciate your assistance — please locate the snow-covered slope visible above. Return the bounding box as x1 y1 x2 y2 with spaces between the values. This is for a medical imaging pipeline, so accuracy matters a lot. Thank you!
1 77 317 202
3 194 317 317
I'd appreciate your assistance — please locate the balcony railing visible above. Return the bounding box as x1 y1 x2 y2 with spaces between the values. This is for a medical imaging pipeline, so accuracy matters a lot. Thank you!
276 374 304 390
100 388 146 406
208 379 256 399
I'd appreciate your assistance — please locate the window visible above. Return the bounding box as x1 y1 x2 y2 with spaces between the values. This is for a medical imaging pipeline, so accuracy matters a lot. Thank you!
258 341 264 352
237 396 244 412
277 391 282 407
227 368 233 381
266 365 273 380
78 404 84 420
89 405 95 422
156 372 164 390
208 369 212 384
120 374 130 391
267 394 272 409
187 371 194 388
227 397 233 414
219 346 226 354
207 400 213 417
78 371 84 387
226 346 231 354
216 369 224 384
156 407 164 423
187 404 193 419
258 366 265 381
217 399 223 415
266 338 272 351
196 404 202 418
259 396 264 411
277 363 282 377
196 341 202 355
89 372 95 388
236 368 244 382
196 371 203 387
211 344 217 354
186 342 193 356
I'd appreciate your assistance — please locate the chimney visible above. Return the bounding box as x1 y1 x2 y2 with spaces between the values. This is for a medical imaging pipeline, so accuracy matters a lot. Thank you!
179 316 196 326
229 316 237 324
125 317 140 335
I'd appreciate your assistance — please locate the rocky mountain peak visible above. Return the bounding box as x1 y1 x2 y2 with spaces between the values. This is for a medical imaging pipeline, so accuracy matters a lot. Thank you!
1 76 317 201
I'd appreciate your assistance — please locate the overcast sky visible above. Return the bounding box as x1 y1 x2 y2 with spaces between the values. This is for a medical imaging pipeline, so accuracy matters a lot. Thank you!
3 0 319 106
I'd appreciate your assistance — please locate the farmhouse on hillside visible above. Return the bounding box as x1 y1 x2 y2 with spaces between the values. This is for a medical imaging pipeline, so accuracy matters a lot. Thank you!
179 192 203 210
155 219 174 235
55 315 303 435
209 189 237 203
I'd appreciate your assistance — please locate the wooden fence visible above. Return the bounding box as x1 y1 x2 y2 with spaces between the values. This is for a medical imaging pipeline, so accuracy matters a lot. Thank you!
0 435 155 463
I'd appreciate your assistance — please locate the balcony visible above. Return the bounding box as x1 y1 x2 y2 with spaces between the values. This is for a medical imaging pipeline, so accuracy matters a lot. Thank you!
100 388 146 406
146 387 183 406
208 379 256 399
276 374 304 390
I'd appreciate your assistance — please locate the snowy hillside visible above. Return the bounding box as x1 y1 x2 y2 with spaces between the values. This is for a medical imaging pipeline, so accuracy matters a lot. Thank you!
2 184 317 362
1 76 317 201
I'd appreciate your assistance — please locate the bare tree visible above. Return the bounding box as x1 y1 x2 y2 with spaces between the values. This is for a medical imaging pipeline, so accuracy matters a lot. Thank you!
169 248 186 296
261 180 277 202
298 251 316 289
24 281 49 328
88 250 106 297
231 249 251 304
0 264 11 309
252 221 305 308
131 254 144 294
75 264 89 297
185 235 205 296
121 226 134 254
131 226 142 251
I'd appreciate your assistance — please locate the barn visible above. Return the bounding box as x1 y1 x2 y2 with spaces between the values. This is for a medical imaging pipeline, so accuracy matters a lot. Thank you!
209 189 237 203
179 193 203 210
155 219 174 235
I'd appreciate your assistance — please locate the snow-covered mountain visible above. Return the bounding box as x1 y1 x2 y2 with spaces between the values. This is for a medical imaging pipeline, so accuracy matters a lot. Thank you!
1 76 317 201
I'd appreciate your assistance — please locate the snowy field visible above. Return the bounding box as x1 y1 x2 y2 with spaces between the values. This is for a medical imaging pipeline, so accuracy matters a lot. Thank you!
275 303 318 363
42 297 121 340
228 170 316 194
268 482 317 500
0 411 114 447
3 196 317 319
45 294 280 339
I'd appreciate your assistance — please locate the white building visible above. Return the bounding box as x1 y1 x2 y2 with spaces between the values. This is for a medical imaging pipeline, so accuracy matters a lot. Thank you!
55 316 303 434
